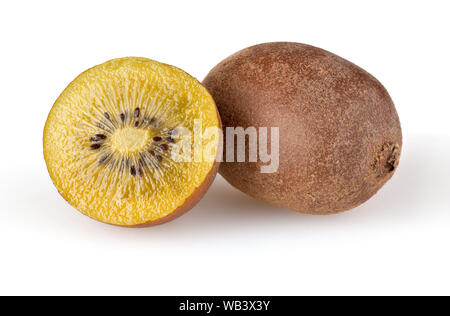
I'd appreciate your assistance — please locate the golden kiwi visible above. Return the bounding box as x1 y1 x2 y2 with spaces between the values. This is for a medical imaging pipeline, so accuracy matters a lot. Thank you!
203 42 402 214
44 57 220 226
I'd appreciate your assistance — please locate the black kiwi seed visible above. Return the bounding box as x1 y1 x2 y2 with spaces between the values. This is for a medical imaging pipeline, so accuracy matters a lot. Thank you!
166 137 175 143
160 144 169 151
150 117 156 125
156 155 163 162
90 143 101 150
104 112 110 120
149 150 155 156
95 134 107 139
134 108 140 118
99 155 109 164
120 113 125 122
153 136 162 142
134 121 140 127
137 168 143 177
130 166 136 176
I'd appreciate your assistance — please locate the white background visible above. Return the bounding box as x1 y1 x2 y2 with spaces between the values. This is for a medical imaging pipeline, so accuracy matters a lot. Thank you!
0 0 449 296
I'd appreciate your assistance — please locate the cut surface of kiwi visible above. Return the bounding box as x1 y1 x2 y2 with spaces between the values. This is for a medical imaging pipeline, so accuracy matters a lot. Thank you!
44 57 220 226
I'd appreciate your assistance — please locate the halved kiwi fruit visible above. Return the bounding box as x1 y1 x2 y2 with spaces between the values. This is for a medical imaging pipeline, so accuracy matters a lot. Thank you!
44 57 220 226
203 42 402 214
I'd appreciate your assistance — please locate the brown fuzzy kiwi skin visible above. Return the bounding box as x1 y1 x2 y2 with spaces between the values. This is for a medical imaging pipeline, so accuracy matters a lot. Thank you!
203 42 402 214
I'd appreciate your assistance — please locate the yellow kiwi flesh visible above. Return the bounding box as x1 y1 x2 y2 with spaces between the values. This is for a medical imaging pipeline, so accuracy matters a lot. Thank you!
44 57 220 226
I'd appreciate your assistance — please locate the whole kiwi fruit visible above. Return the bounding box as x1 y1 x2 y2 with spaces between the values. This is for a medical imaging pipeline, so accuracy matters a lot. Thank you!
203 42 402 214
